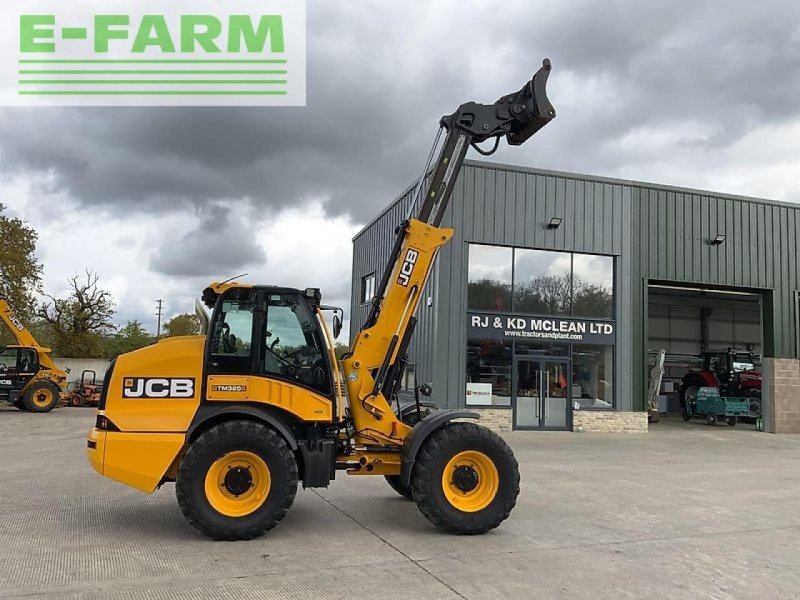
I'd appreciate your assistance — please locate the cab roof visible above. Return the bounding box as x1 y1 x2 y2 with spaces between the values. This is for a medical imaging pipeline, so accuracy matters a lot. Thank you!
202 281 321 309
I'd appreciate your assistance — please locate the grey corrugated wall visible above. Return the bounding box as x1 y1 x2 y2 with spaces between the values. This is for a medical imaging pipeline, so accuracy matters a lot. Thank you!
352 160 800 413
349 181 442 390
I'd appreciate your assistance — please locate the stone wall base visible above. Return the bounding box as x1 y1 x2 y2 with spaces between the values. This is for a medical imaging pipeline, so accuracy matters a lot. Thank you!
469 408 513 432
763 358 800 434
468 408 648 433
573 410 648 433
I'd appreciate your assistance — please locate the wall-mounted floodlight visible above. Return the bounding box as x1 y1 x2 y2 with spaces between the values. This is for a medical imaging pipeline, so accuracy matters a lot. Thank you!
547 217 563 230
711 234 726 246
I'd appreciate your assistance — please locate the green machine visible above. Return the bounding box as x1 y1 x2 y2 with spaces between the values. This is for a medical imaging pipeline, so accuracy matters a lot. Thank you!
682 386 757 426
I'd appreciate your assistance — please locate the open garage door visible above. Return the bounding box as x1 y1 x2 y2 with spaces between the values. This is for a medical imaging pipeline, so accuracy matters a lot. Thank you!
647 284 763 429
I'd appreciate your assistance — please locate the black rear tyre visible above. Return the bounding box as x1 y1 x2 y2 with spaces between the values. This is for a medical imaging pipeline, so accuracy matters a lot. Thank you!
23 381 60 412
176 420 298 541
385 475 413 500
727 416 737 426
411 422 519 535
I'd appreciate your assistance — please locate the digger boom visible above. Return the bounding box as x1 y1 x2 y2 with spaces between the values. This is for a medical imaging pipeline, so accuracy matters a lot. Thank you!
0 299 59 371
342 59 555 446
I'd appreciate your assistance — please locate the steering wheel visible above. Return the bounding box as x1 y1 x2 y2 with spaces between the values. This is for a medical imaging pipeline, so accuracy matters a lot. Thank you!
283 345 314 360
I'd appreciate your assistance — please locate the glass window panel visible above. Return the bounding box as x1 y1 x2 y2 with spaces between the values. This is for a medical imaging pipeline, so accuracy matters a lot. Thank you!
572 345 614 409
514 342 569 357
361 273 376 304
572 254 614 318
264 294 330 395
211 298 254 356
466 338 511 406
467 245 512 311
512 249 572 316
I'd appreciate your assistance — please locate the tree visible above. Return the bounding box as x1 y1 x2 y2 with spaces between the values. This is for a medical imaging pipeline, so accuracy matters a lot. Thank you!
163 313 201 337
39 271 116 357
0 203 42 323
105 320 152 357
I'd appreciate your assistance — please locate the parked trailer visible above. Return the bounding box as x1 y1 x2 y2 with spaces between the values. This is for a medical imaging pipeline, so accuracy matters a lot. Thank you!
681 386 758 426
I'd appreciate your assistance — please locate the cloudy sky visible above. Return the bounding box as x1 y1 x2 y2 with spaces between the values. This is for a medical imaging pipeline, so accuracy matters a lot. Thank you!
2 0 799 337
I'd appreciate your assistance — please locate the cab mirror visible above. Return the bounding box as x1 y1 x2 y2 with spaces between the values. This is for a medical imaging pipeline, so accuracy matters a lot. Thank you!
332 314 342 339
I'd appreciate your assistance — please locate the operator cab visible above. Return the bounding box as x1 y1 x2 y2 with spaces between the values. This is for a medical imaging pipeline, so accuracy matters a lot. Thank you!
0 345 39 401
203 285 334 399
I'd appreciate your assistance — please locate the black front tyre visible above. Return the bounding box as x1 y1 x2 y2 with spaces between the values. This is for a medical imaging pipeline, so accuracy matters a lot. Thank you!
385 475 413 500
411 422 519 535
176 420 298 541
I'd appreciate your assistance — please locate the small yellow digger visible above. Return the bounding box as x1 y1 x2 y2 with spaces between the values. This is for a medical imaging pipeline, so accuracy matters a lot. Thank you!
0 299 67 412
87 60 556 539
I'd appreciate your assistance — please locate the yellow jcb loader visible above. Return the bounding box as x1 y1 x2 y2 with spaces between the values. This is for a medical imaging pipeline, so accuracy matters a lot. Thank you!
0 299 67 412
87 59 556 539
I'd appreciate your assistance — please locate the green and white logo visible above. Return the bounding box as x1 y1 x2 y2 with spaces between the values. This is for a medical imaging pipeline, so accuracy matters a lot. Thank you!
3 0 306 106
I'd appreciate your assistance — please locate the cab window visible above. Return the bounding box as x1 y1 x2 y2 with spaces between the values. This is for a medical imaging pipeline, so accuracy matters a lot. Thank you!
18 349 37 373
0 348 18 373
263 294 330 396
209 290 255 374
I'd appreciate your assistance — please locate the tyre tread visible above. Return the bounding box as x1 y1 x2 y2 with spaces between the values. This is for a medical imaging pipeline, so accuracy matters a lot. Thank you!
411 422 519 535
176 419 298 541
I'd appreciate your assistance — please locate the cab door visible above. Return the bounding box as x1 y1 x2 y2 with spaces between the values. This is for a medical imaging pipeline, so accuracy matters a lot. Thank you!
204 289 333 422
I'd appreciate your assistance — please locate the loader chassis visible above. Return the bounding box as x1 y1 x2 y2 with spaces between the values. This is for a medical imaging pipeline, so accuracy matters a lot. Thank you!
87 59 556 540
0 300 67 412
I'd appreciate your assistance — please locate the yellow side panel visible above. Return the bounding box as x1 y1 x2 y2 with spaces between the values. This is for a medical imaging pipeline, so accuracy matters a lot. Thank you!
105 336 205 432
102 431 185 493
208 375 333 422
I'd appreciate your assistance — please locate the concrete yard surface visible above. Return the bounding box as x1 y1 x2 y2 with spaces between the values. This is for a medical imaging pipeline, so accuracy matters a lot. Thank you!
1 408 799 600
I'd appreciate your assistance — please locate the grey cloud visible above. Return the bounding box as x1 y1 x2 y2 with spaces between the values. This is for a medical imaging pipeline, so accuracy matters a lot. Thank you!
2 0 800 278
150 203 267 277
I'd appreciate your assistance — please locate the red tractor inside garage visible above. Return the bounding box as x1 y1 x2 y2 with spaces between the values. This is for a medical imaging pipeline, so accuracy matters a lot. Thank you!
679 348 761 421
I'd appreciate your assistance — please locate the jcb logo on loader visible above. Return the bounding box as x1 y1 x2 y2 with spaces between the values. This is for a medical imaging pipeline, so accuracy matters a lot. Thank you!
122 377 195 399
397 248 419 287
8 314 24 331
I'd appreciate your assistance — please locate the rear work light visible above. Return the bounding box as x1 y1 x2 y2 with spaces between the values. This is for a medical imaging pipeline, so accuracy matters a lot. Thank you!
95 415 120 432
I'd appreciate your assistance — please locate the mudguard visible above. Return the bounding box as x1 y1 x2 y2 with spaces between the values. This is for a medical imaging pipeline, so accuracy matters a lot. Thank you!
187 403 299 450
399 409 480 487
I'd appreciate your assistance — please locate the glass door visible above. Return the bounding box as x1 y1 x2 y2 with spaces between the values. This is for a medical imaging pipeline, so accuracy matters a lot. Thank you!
513 357 571 430
514 359 542 428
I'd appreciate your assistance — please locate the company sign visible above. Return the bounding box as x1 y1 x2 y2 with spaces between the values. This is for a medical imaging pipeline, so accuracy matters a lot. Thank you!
3 0 306 106
468 311 615 344
466 382 492 406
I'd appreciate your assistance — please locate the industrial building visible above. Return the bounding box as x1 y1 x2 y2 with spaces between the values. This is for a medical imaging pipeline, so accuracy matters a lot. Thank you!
351 160 800 432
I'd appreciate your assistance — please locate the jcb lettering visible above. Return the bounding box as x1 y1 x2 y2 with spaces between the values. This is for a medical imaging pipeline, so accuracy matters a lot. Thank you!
8 314 24 331
397 248 419 287
122 377 195 399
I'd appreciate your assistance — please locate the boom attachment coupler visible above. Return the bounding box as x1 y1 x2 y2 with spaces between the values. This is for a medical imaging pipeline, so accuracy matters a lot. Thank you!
419 58 555 227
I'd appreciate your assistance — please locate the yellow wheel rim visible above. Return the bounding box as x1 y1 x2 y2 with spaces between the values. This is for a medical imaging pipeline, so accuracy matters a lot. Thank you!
32 388 54 408
441 450 499 513
204 451 271 517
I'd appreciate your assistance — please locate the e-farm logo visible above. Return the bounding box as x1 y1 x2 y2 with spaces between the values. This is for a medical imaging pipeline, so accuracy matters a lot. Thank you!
2 1 306 106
